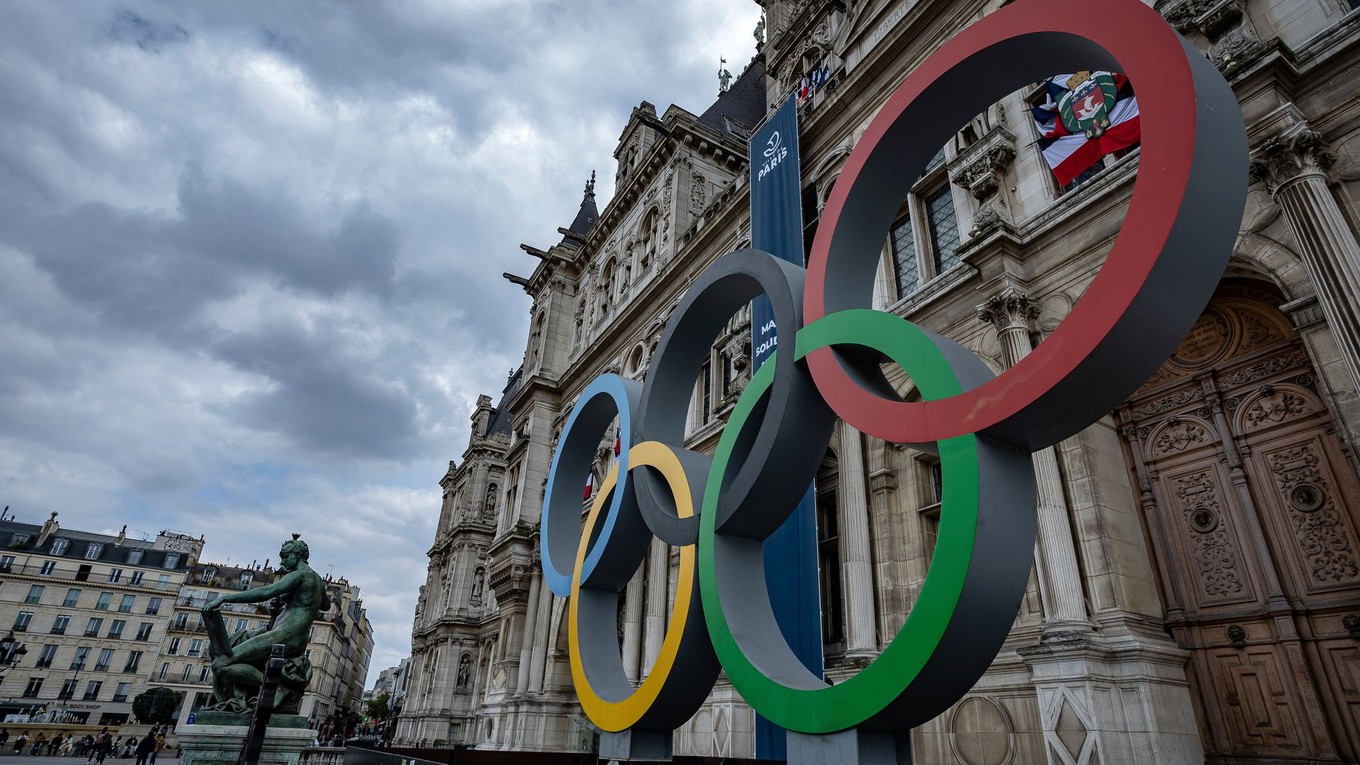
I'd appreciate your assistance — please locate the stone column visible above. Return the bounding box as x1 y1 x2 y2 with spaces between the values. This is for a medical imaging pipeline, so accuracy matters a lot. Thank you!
515 569 542 694
1251 117 1360 389
837 423 878 657
529 583 553 692
621 567 644 682
978 288 1091 635
641 538 670 677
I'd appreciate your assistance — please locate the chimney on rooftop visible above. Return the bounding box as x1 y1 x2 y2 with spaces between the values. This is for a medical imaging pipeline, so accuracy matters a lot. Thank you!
115 525 126 546
37 512 59 547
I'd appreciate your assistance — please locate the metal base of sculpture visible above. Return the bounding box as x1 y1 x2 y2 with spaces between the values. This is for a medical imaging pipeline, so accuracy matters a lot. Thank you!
787 730 913 765
599 730 674 762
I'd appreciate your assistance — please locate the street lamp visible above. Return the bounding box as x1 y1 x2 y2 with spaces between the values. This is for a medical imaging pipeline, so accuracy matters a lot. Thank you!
0 629 29 674
2 630 30 720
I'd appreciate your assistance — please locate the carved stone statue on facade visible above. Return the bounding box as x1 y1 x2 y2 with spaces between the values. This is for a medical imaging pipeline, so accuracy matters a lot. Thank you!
457 655 472 688
200 534 330 714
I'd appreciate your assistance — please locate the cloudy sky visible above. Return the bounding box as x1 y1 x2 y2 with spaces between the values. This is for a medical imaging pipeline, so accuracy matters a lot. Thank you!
0 0 762 687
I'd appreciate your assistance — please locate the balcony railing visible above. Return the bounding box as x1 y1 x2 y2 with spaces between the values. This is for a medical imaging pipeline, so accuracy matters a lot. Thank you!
0 560 177 590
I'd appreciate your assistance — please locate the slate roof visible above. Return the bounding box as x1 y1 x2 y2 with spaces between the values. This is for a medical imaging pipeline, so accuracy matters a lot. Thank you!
697 58 768 139
485 367 522 437
567 172 599 236
1 519 189 570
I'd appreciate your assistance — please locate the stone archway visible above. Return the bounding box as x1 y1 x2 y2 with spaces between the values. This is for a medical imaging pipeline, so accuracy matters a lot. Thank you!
1117 280 1360 763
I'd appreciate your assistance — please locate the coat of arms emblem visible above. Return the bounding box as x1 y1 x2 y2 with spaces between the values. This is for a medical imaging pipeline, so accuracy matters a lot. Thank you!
1059 71 1120 138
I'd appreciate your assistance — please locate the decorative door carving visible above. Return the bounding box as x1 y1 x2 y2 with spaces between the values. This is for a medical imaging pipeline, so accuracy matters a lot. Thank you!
1118 283 1360 763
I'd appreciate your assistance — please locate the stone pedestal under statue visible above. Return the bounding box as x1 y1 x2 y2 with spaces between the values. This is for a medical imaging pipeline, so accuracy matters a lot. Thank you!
178 712 317 765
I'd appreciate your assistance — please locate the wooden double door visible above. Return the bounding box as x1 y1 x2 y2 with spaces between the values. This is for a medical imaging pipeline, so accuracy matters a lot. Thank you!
1118 283 1360 763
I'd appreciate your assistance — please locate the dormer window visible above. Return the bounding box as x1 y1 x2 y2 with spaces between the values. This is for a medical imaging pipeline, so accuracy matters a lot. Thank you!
203 567 217 584
240 571 254 590
51 538 70 555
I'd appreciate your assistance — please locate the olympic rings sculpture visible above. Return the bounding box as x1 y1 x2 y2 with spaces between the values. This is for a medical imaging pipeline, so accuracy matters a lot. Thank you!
540 0 1246 739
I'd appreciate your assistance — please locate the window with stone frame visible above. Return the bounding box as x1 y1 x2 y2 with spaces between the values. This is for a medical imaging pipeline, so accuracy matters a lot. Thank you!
640 207 661 267
527 312 545 369
887 148 961 300
816 452 845 654
599 260 616 318
35 643 58 668
916 457 943 567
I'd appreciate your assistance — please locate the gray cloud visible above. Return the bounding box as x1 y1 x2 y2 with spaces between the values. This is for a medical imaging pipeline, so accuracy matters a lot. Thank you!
0 0 762 684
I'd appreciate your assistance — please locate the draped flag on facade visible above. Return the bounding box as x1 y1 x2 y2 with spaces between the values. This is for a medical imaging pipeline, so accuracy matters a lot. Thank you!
1032 70 1140 185
796 64 831 105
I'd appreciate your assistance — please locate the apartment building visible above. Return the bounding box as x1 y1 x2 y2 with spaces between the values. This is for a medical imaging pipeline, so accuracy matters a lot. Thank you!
0 513 199 726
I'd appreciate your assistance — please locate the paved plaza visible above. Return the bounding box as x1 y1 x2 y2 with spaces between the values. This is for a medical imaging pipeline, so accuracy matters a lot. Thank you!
0 759 180 765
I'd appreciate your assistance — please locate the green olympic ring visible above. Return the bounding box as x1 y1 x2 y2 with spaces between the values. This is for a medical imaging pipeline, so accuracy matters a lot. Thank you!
698 309 1035 732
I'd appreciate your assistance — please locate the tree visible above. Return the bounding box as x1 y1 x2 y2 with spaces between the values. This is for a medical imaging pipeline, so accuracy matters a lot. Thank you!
132 687 182 725
365 692 392 722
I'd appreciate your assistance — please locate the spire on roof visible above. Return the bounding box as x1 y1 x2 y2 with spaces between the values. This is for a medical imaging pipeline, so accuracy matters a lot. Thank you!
566 170 599 236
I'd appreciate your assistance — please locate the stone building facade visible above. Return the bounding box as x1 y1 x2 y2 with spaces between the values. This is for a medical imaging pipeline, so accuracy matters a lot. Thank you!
0 513 372 733
0 514 199 726
397 1 1360 762
154 561 375 730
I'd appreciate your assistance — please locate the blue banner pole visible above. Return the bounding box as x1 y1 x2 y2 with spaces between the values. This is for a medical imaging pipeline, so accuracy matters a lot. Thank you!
748 94 823 762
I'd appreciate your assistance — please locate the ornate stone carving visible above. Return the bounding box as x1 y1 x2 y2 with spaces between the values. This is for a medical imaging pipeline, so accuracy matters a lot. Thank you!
1159 0 1262 70
690 173 707 214
1249 129 1336 194
1237 308 1284 352
1343 613 1360 639
1154 418 1212 455
950 127 1017 236
1129 388 1202 420
1225 624 1247 647
1171 470 1246 599
1243 387 1309 428
1265 444 1360 584
976 288 1037 333
1219 351 1309 387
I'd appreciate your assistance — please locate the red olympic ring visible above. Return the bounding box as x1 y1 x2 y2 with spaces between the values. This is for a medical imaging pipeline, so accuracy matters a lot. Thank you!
804 0 1246 452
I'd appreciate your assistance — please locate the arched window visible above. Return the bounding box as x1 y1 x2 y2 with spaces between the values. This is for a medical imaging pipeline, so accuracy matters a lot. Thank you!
504 466 520 532
528 313 545 368
640 208 660 266
599 261 616 316
425 647 440 695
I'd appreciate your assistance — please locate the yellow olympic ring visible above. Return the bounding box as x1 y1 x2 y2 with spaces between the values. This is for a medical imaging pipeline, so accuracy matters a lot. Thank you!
567 440 709 731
